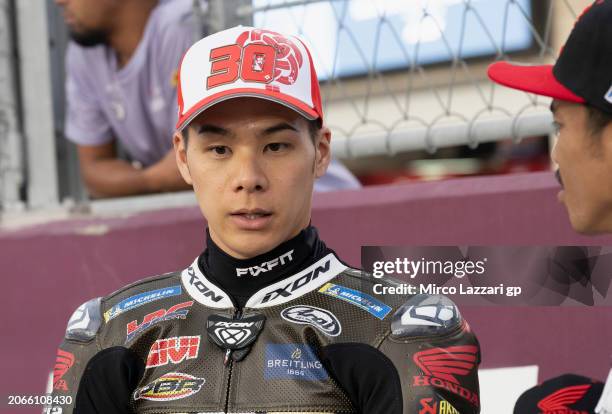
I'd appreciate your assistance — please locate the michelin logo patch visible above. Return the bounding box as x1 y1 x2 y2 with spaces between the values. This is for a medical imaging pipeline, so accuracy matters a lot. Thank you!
319 283 391 320
265 344 328 381
104 286 182 322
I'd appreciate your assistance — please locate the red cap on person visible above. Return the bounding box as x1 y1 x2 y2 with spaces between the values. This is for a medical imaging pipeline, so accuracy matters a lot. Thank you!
488 0 612 115
175 26 323 131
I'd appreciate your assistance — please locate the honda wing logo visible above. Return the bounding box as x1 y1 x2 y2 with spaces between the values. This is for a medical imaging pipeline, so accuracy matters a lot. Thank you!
537 384 591 413
281 305 342 337
413 345 480 408
414 345 478 383
53 349 74 391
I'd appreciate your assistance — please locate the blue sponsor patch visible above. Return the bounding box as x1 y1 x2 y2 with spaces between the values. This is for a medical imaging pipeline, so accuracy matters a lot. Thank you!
104 286 182 322
264 344 328 381
318 282 392 320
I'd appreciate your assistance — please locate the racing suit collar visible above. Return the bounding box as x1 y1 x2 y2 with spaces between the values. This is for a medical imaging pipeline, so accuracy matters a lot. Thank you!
202 226 318 283
182 253 347 309
181 226 348 309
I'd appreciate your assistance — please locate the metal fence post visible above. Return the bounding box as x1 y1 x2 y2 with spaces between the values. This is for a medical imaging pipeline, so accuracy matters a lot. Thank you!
0 0 24 213
15 0 59 209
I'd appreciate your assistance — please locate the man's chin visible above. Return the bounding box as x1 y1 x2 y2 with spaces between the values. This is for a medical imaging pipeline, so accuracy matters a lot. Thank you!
69 29 108 47
567 210 612 235
221 232 282 259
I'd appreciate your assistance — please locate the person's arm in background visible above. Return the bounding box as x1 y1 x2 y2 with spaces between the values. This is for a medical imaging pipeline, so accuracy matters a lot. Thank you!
65 40 191 199
77 141 189 198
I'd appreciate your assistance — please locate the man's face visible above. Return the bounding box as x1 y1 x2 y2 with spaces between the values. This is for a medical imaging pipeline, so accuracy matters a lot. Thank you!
551 100 612 233
55 0 118 46
174 98 331 259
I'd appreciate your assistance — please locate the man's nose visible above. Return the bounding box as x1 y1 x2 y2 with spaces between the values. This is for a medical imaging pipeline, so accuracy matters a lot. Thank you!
231 152 268 193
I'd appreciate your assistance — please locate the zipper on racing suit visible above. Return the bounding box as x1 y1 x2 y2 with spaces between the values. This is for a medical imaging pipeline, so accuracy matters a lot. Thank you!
223 308 241 413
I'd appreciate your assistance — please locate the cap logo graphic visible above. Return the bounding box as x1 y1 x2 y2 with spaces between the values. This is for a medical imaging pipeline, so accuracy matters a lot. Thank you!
206 29 303 90
236 29 303 86
537 384 591 413
413 345 478 384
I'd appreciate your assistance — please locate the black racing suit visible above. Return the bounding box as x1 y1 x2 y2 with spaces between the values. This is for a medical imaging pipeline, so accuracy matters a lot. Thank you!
48 226 481 413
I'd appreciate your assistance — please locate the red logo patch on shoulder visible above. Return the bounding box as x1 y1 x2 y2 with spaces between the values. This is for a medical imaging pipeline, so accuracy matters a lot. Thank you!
53 349 75 391
412 345 480 408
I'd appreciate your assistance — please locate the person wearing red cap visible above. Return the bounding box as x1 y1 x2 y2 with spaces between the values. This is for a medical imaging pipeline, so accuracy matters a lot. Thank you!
47 27 480 414
488 0 612 234
513 374 604 414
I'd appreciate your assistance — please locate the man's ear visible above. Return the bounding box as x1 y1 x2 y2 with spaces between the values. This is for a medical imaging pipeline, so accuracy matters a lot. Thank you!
314 126 332 179
173 131 193 185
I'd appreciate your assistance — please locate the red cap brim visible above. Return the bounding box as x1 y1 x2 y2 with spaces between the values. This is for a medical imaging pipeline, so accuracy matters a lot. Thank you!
175 88 320 132
487 62 585 103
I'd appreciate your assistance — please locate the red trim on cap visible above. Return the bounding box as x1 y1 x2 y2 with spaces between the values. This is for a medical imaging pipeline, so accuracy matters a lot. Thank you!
487 62 585 103
176 88 319 130
176 52 188 119
296 37 324 124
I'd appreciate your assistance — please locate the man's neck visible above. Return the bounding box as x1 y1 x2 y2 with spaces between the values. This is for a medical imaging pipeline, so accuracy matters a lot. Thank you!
199 226 332 308
108 0 159 68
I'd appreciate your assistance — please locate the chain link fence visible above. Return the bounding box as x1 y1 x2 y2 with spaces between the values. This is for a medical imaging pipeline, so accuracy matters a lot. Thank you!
0 0 588 213
0 0 23 214
208 0 584 159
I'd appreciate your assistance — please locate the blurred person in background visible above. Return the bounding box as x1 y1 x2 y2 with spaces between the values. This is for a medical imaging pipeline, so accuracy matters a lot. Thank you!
55 0 195 198
488 0 612 234
55 0 360 199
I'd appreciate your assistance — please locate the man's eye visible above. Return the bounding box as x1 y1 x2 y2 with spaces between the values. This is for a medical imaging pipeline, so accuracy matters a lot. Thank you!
266 142 289 152
209 146 229 155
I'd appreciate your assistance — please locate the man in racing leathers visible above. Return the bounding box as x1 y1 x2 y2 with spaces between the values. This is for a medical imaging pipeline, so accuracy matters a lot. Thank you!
49 26 481 414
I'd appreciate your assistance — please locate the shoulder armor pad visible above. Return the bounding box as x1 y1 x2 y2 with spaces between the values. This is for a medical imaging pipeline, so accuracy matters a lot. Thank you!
342 267 381 281
390 294 462 339
65 297 103 342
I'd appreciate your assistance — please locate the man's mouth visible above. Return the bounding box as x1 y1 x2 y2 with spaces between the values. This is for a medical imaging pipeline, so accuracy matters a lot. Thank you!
230 209 273 219
229 209 274 230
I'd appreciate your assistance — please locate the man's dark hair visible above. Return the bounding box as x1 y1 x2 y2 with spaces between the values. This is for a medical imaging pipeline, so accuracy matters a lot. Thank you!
587 106 612 136
181 118 321 147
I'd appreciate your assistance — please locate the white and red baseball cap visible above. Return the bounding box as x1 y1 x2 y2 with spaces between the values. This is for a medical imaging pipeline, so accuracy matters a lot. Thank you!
175 26 324 131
